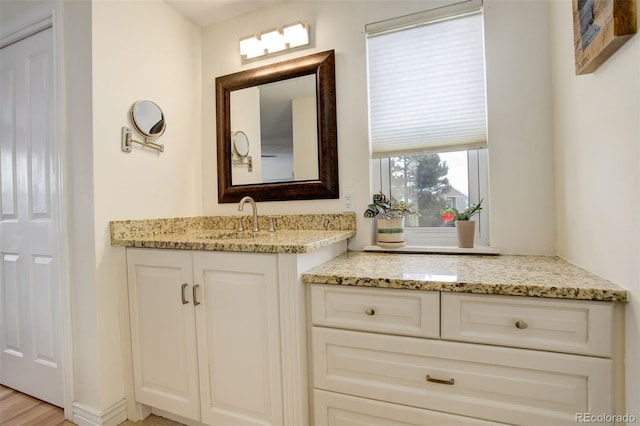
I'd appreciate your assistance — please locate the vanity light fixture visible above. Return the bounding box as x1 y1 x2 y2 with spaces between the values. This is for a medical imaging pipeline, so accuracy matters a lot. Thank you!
239 21 310 61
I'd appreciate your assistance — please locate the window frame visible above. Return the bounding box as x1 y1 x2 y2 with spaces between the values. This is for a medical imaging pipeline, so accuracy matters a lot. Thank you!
372 148 489 247
366 0 490 248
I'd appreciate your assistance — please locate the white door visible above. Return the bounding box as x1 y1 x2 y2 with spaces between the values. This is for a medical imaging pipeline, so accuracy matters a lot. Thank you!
0 27 63 407
193 251 283 426
126 248 201 421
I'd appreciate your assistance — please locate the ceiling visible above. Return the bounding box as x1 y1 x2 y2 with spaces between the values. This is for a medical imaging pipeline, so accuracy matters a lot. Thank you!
165 0 282 27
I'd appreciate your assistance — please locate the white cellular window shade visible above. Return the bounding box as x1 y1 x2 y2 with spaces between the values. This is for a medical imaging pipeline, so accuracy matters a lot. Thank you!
367 8 487 158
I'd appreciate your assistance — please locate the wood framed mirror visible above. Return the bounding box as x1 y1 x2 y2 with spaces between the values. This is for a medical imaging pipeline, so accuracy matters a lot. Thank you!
216 50 338 202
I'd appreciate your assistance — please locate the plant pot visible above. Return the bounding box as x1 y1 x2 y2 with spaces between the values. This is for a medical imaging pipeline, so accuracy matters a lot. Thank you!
377 218 406 248
455 220 475 248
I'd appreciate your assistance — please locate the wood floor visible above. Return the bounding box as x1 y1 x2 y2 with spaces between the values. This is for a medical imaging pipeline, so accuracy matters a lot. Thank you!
0 385 72 426
0 385 184 426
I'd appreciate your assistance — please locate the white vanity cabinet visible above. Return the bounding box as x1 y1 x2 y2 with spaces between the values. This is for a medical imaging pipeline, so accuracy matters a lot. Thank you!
126 241 347 426
127 248 282 425
310 285 622 426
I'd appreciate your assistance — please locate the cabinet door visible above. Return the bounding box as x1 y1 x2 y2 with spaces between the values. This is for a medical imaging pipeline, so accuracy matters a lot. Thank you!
194 252 283 426
127 248 200 420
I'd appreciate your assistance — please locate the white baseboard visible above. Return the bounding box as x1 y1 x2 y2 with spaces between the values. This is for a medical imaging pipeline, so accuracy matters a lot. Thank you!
72 398 128 426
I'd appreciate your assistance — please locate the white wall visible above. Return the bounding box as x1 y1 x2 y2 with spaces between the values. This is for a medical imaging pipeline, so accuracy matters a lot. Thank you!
201 0 556 254
549 1 640 418
484 0 555 254
64 0 202 416
201 1 375 230
61 0 100 414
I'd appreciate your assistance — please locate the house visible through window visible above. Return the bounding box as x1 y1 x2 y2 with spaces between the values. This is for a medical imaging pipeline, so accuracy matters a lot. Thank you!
366 0 489 247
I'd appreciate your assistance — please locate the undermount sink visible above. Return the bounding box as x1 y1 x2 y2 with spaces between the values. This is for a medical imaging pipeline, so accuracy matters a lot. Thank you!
188 230 272 240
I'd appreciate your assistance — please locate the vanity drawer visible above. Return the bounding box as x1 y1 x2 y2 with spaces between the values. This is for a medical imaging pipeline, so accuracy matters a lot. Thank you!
441 293 613 357
310 285 439 338
313 389 505 426
312 327 612 426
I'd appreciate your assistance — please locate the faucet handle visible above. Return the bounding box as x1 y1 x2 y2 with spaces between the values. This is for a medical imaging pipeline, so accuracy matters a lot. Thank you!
267 216 281 233
236 216 244 232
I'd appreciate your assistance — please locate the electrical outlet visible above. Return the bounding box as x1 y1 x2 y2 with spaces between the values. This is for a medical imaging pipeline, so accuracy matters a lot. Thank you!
343 191 355 211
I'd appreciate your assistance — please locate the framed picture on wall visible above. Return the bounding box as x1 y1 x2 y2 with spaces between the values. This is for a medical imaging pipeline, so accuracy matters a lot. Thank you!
572 0 637 75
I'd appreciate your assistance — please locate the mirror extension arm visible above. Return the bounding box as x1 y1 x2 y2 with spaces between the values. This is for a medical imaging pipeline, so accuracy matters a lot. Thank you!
121 127 164 153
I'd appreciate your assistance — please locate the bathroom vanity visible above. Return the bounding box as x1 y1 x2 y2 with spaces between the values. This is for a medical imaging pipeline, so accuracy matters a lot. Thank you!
303 252 628 426
110 214 355 426
112 216 628 426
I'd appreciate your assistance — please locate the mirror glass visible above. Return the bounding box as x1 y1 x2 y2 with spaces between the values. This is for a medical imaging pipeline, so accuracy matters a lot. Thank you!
130 100 165 140
216 50 338 203
230 75 318 184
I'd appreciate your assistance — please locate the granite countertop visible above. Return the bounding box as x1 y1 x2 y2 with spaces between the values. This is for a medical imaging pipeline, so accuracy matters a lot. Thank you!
110 213 356 254
302 251 628 302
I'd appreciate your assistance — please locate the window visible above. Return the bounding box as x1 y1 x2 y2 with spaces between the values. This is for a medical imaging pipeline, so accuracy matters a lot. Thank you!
366 0 489 247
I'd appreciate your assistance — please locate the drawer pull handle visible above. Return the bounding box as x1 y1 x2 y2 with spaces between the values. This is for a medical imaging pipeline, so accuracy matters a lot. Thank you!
515 320 528 329
181 283 189 304
426 375 455 385
365 308 375 316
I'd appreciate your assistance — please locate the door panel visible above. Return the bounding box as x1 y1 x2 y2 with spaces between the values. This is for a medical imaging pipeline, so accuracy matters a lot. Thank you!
0 65 16 219
1 254 20 353
193 252 283 426
32 255 56 364
127 249 200 421
0 27 62 407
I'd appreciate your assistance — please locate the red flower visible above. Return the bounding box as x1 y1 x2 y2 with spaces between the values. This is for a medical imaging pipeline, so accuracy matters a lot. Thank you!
441 211 456 223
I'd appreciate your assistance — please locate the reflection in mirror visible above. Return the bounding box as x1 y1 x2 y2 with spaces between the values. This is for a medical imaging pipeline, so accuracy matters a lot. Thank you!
231 75 318 184
232 131 253 179
130 100 165 141
232 131 250 158
216 50 338 203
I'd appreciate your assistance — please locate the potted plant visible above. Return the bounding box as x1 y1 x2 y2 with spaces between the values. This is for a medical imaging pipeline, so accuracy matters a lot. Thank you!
364 191 418 247
440 199 483 248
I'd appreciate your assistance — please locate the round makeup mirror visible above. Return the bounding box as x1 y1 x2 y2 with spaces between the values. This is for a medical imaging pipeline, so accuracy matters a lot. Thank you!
232 131 250 159
130 100 166 141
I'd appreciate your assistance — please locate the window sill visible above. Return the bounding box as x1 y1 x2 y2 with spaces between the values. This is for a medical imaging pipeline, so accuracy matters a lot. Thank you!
363 245 500 255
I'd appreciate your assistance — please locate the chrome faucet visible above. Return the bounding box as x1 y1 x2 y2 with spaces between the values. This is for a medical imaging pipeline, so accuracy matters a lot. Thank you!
238 196 259 232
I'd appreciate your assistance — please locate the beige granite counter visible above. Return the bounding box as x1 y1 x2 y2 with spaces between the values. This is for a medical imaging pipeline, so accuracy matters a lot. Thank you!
110 213 356 254
302 251 628 302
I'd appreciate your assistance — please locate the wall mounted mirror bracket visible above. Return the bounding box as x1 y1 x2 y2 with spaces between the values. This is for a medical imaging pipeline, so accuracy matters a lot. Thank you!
232 155 253 171
121 127 164 153
122 100 166 153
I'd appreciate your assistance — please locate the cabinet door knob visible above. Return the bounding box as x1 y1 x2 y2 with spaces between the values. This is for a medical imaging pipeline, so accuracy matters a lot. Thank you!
193 284 201 306
365 308 375 316
515 320 528 329
426 375 455 385
181 283 189 304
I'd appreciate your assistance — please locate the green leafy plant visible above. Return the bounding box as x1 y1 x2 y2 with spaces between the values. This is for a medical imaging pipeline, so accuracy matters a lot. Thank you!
364 191 419 219
440 199 483 222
